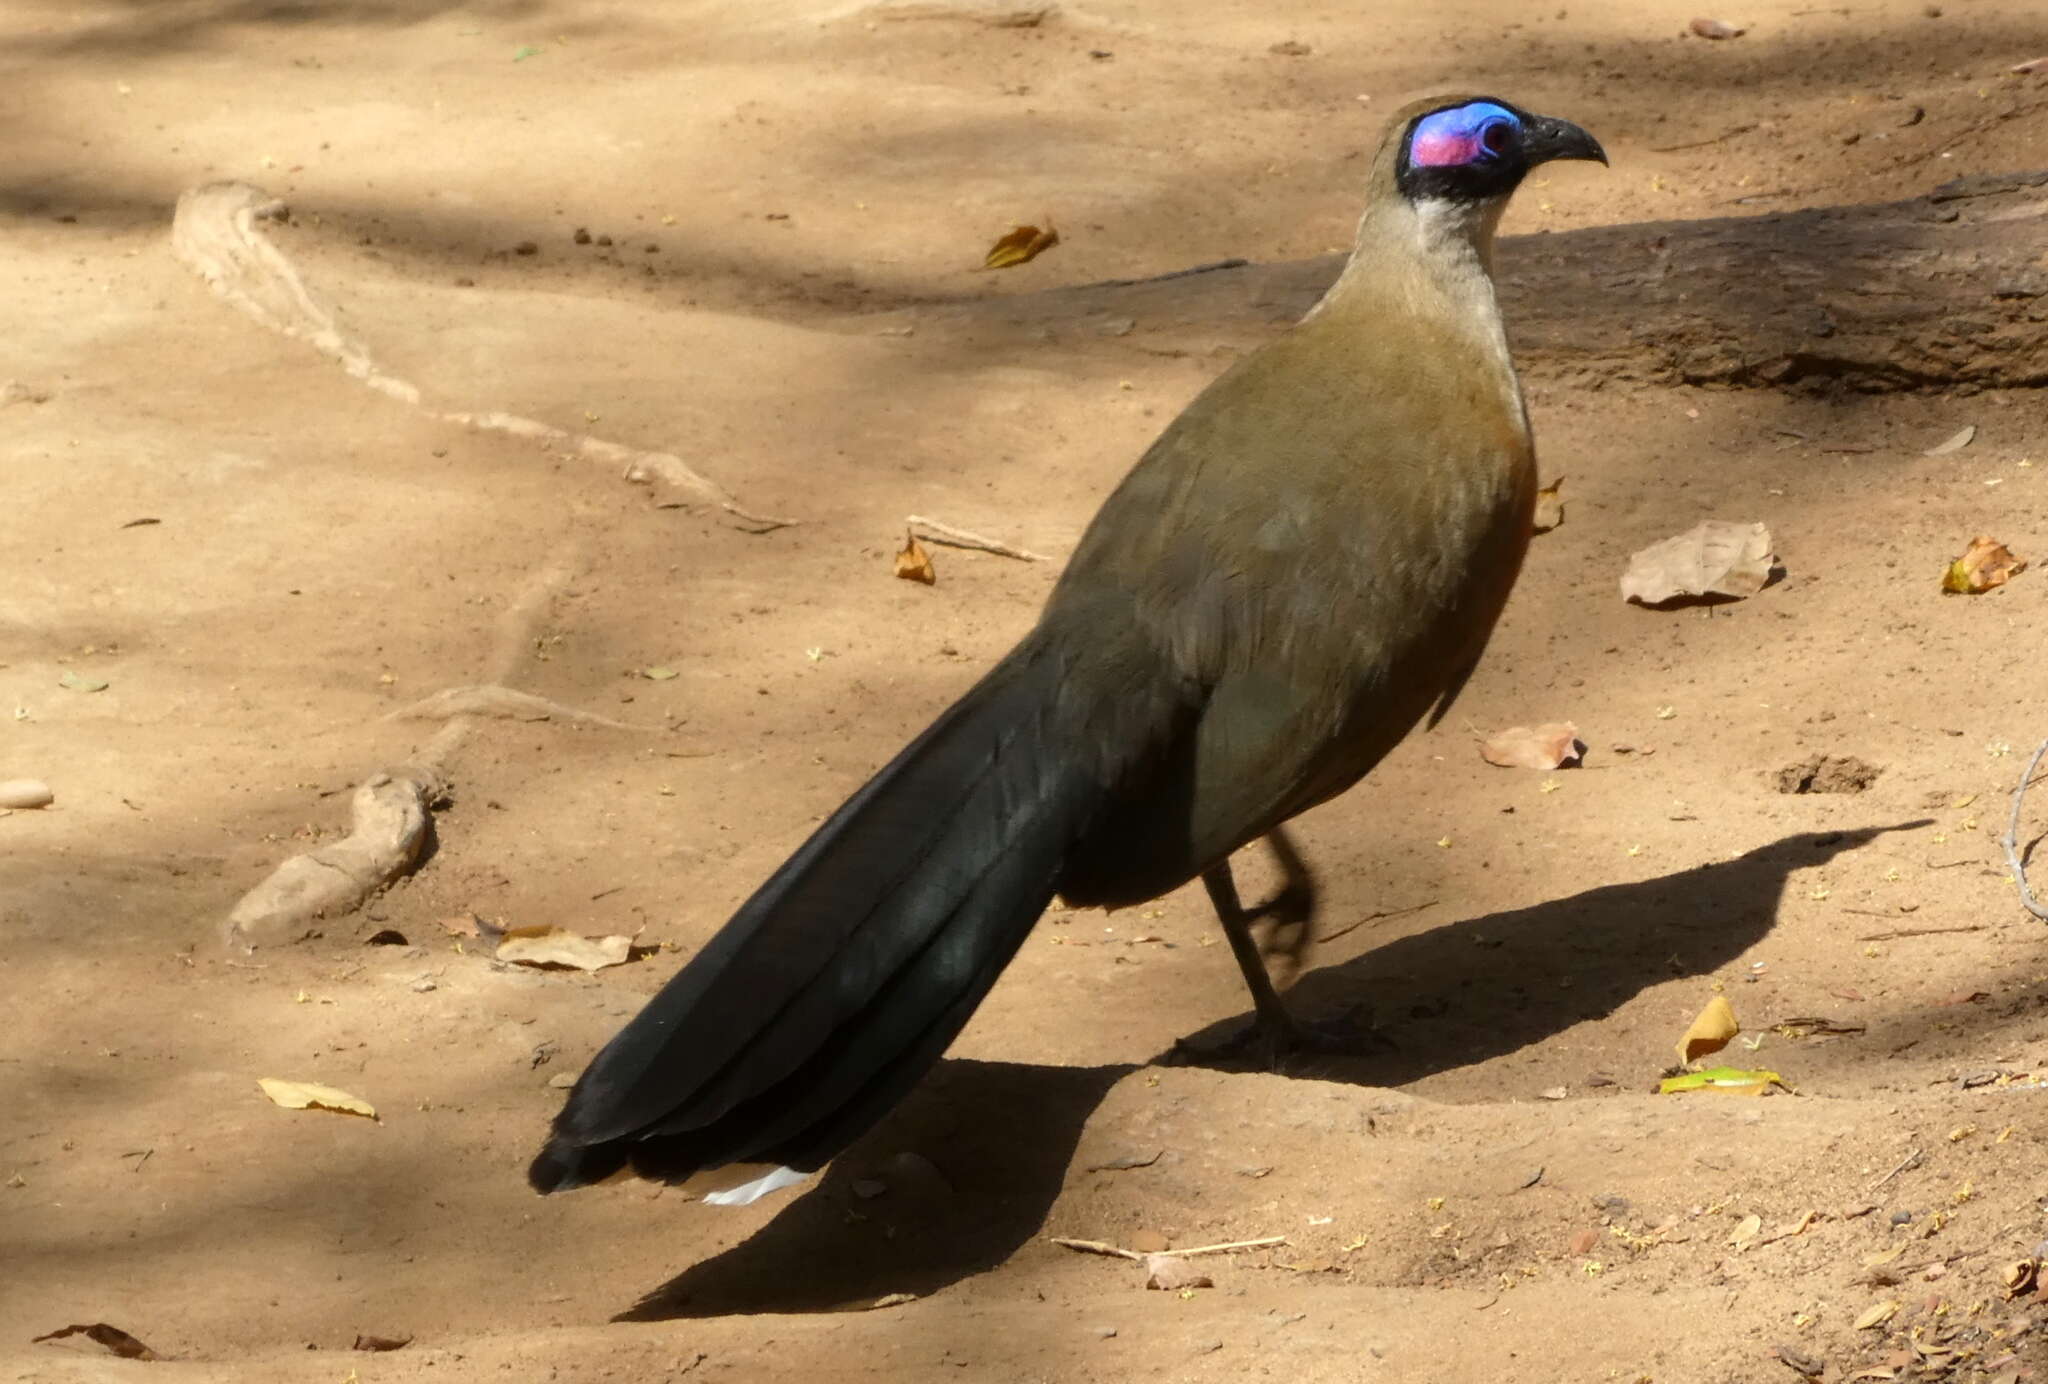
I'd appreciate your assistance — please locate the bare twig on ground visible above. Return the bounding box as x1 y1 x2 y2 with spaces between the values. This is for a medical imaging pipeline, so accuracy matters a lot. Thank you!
224 547 585 950
1854 924 1988 943
170 181 793 530
1051 1234 1287 1260
906 515 1048 563
1077 258 1250 292
1316 899 1437 944
1868 1148 1924 1190
387 684 642 730
1650 123 1757 153
2001 736 2048 921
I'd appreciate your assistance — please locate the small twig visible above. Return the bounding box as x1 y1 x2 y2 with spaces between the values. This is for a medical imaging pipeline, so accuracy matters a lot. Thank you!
1650 123 1757 154
122 1148 154 1172
1051 1236 1142 1260
906 515 1048 563
1868 1147 1924 1190
1854 924 1986 943
2000 736 2048 920
1079 258 1250 292
1085 1149 1162 1173
1157 1235 1288 1258
1317 899 1438 943
1051 1234 1287 1261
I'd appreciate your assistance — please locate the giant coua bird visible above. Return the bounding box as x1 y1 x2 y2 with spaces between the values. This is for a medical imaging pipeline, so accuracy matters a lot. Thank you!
531 94 1606 1206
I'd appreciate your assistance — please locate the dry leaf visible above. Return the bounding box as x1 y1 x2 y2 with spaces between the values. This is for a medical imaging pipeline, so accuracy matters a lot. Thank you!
984 220 1059 269
1759 1209 1822 1245
436 912 486 938
1923 423 1976 456
894 531 936 585
1142 1253 1214 1291
1939 535 2025 594
1620 521 1777 606
1480 722 1586 771
32 1324 161 1361
2013 56 2048 74
1855 1300 1900 1330
495 925 633 971
1676 994 1741 1064
1689 16 1746 37
257 1077 378 1120
1532 476 1566 533
353 1334 413 1352
1728 1212 1763 1247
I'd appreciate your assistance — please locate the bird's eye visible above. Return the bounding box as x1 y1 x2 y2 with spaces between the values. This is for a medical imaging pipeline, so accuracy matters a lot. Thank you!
1479 120 1515 156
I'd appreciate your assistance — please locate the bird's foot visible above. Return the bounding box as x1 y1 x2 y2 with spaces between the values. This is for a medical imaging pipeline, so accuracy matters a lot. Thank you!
1173 1003 1392 1069
1249 879 1317 980
1276 1005 1396 1058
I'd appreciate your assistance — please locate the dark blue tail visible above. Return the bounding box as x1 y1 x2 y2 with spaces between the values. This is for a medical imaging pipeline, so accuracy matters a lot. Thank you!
529 649 1096 1192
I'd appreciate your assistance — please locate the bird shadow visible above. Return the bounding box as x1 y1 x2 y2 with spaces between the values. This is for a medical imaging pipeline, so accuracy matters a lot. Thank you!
615 1055 1134 1322
1169 821 1932 1082
618 820 1926 1319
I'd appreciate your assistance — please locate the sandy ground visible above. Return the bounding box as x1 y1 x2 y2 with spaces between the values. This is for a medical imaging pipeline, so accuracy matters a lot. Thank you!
8 1 2048 1381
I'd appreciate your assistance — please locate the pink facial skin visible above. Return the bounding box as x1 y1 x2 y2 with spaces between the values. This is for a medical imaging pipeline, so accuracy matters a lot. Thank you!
1408 128 1483 167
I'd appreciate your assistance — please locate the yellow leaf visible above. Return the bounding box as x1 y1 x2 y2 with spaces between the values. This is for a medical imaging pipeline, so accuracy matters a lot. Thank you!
1659 1065 1785 1096
983 219 1059 269
1855 1300 1899 1330
258 1077 378 1120
1728 1213 1762 1247
1532 476 1566 534
1676 994 1740 1065
1940 535 2025 594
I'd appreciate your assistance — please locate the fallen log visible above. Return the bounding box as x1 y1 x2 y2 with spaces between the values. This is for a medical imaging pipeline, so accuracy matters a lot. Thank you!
922 170 2048 394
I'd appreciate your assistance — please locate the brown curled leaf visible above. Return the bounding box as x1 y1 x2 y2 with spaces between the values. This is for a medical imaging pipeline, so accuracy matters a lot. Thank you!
32 1324 161 1360
895 531 937 585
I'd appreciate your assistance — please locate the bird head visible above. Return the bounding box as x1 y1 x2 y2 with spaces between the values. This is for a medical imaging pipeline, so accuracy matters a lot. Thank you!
1350 94 1605 271
1390 95 1607 206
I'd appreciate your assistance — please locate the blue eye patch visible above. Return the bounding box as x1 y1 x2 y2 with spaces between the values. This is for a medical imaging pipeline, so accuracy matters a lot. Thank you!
1407 101 1521 168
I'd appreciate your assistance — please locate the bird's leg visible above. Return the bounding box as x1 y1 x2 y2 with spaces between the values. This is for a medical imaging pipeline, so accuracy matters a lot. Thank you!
1187 852 1384 1063
1202 859 1306 1047
1248 826 1317 986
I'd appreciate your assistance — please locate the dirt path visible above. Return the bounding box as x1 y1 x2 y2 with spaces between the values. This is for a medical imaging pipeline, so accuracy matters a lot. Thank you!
7 2 2048 1381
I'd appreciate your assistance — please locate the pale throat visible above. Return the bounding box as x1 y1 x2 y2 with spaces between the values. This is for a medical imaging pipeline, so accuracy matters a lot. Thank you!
1408 193 1510 284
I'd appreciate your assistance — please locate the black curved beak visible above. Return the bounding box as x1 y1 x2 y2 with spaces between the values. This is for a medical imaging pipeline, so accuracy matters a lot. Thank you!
1522 112 1608 167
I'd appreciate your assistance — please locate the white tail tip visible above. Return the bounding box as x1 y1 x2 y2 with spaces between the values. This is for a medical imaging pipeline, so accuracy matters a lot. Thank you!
700 1164 812 1207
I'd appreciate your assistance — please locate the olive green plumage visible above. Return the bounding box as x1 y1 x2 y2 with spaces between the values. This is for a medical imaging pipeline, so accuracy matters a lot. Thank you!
531 95 1603 1201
